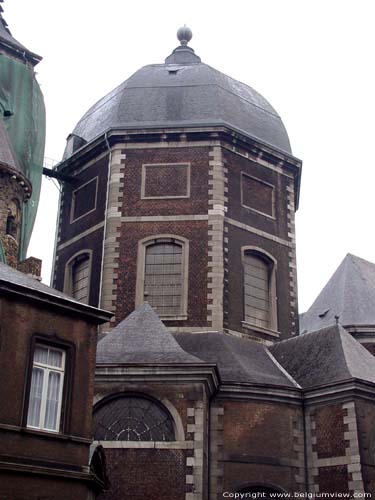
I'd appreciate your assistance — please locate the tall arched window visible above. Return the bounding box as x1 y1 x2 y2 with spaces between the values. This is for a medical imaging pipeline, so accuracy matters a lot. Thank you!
136 236 189 319
64 251 92 304
243 249 277 330
93 395 175 442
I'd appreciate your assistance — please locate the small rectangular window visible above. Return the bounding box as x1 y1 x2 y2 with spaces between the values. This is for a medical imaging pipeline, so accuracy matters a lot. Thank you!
27 345 65 432
71 178 98 222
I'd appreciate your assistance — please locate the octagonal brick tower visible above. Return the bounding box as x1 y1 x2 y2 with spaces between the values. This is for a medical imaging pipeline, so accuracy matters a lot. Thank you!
53 29 302 343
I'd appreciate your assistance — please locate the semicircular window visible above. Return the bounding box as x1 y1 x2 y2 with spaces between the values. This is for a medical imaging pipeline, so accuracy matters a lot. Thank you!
93 396 175 442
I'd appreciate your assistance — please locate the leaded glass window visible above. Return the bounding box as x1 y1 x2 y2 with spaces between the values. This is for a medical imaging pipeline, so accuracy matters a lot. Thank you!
71 254 90 303
243 253 271 328
93 396 175 441
144 241 183 316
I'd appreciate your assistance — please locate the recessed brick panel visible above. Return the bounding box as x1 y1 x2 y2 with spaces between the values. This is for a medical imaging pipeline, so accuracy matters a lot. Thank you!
242 173 274 217
121 147 208 216
143 164 189 198
98 448 186 500
314 405 346 459
318 465 349 493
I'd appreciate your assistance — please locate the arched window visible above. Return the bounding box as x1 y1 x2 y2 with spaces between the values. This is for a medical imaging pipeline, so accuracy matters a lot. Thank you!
64 251 92 304
93 395 175 442
6 199 21 240
243 249 277 330
136 236 189 319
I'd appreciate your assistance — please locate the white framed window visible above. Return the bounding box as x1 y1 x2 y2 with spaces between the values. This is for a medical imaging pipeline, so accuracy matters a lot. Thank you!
27 345 65 433
135 236 189 320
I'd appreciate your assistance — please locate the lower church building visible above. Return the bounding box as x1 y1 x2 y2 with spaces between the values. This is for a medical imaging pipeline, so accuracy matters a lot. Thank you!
2 8 375 498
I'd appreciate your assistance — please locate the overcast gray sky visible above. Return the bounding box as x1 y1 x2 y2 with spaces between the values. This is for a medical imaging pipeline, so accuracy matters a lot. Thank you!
5 0 375 312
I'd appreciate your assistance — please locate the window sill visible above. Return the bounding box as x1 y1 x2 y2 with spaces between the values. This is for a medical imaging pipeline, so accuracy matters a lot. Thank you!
160 315 188 322
241 321 280 338
18 425 92 444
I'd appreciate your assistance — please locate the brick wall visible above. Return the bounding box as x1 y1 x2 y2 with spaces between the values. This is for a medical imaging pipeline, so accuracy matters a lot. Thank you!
121 147 209 217
314 405 346 459
221 400 304 493
98 448 186 500
116 219 208 327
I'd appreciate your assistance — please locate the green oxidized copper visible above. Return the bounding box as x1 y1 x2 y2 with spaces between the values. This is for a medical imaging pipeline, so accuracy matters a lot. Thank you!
0 8 46 259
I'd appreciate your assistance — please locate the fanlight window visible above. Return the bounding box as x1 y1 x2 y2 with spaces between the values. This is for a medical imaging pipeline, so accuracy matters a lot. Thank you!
93 396 175 442
144 241 183 316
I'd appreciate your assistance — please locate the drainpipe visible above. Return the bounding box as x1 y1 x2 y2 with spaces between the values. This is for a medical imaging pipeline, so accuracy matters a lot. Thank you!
98 132 112 309
50 180 62 287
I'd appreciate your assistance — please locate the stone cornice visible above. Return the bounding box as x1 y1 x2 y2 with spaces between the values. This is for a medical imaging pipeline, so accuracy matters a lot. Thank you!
55 126 302 206
95 363 220 397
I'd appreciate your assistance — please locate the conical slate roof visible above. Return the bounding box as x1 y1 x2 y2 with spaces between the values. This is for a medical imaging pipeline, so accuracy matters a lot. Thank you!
97 303 203 364
174 331 299 388
67 31 291 156
270 324 375 389
300 254 375 334
0 2 41 65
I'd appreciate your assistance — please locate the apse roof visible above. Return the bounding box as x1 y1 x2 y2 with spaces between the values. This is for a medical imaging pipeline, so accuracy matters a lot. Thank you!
270 324 375 389
67 29 292 156
174 331 299 388
300 254 375 334
96 303 202 364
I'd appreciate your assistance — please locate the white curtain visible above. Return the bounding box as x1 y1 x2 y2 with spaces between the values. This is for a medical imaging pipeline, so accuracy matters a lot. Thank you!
44 371 61 430
27 367 44 427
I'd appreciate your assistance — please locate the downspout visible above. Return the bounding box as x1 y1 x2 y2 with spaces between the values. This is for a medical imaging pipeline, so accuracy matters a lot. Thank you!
98 132 112 308
50 180 62 287
303 397 309 491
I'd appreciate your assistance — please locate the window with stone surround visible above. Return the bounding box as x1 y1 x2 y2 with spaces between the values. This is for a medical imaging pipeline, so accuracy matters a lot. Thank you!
141 163 190 199
241 173 274 218
27 344 66 433
93 395 175 441
242 249 277 331
136 236 189 319
64 251 92 304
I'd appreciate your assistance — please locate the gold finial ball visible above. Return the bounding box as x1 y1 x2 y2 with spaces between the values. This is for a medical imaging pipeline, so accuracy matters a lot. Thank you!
177 26 193 46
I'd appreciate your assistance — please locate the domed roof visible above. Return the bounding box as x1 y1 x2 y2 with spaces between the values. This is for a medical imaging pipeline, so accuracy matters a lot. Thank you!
69 30 291 155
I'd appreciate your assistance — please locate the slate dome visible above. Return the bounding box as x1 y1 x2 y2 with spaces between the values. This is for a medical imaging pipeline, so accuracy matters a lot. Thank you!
68 29 291 156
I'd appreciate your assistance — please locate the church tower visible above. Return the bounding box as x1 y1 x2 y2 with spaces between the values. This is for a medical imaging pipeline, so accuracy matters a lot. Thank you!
53 28 301 342
0 1 45 270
